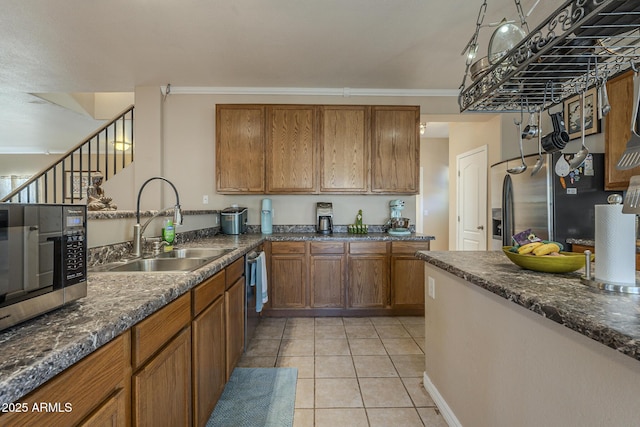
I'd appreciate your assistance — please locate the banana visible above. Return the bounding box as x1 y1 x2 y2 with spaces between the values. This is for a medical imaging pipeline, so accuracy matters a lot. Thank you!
517 242 543 254
532 243 560 256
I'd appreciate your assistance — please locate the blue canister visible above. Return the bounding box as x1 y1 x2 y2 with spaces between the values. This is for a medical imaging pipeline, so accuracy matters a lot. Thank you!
261 198 273 234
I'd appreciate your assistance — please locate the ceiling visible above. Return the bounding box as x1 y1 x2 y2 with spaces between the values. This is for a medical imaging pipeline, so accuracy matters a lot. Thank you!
0 0 557 154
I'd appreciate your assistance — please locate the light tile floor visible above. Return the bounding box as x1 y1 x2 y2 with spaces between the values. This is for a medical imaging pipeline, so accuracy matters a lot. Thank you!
237 316 448 427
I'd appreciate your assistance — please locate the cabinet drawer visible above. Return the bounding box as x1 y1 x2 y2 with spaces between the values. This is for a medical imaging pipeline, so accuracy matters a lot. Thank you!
349 241 388 254
132 292 191 369
391 241 430 254
311 241 345 254
272 241 306 254
193 270 225 316
226 257 245 288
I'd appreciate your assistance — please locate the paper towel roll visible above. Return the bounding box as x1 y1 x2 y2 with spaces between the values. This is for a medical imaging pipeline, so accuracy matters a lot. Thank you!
595 203 636 284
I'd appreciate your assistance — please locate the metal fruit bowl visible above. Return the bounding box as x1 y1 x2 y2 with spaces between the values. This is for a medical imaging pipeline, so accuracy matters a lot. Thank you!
391 217 410 229
502 246 594 273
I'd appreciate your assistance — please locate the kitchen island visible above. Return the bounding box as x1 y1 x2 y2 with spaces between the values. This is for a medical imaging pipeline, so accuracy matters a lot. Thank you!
417 250 640 427
0 231 433 411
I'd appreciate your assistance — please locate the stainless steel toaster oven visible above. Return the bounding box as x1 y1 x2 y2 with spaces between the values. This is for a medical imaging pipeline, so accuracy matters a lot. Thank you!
0 203 87 331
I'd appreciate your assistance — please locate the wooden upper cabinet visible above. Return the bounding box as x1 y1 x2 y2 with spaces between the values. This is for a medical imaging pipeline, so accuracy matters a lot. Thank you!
371 106 420 193
216 105 265 193
319 106 370 192
605 70 637 190
267 105 317 193
215 103 420 194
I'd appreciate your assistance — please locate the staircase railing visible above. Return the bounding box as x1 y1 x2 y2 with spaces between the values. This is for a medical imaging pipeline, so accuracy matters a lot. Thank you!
1 105 134 204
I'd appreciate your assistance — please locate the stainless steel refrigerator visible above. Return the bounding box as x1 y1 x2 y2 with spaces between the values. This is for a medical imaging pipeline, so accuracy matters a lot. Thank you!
490 152 614 250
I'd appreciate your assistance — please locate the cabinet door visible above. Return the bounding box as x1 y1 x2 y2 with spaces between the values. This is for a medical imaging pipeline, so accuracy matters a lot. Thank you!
371 106 420 193
605 71 636 190
78 388 127 427
271 255 307 308
320 105 369 192
193 296 225 427
348 256 390 308
391 256 425 310
310 255 345 308
225 277 245 380
216 105 265 193
133 327 192 427
266 105 317 193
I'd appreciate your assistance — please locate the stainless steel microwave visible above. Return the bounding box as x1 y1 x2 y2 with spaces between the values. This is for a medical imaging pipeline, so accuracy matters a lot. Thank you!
0 203 87 332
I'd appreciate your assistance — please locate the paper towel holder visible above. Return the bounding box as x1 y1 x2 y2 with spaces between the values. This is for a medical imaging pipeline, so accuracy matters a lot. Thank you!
581 194 640 294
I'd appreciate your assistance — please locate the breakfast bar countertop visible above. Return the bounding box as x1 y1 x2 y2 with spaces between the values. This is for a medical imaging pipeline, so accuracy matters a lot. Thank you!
0 231 434 406
416 250 640 362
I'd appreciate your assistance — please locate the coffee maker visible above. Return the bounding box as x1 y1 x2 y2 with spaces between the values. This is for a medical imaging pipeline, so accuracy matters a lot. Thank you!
261 198 273 235
316 202 333 234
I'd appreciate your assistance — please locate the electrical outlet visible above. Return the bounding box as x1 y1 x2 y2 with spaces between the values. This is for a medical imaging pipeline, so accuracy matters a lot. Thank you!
202 195 209 204
428 276 436 299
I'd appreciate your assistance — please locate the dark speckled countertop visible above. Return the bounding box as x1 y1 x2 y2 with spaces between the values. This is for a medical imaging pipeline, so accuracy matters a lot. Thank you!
416 250 640 362
0 232 433 406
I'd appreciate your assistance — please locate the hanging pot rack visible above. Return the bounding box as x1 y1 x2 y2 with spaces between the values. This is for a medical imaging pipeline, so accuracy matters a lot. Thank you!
459 0 640 113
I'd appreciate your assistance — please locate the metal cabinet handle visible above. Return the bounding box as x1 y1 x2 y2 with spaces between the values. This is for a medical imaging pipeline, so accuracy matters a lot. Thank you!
477 225 484 230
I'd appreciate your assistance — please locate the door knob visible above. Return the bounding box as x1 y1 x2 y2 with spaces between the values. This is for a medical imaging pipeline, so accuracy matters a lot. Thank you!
477 225 484 230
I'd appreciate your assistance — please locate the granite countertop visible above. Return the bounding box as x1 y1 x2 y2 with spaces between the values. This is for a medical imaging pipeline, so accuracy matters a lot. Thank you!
416 250 640 362
0 231 433 405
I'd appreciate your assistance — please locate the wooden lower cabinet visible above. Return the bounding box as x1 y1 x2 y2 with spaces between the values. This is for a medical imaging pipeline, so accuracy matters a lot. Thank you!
225 276 245 380
310 241 345 308
348 242 390 308
270 242 307 308
5 258 249 427
133 326 192 427
265 240 427 315
391 242 428 311
192 271 226 427
0 332 131 427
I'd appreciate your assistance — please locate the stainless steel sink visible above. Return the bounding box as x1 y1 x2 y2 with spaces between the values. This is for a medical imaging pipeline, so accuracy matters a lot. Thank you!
89 247 235 273
107 257 209 272
155 248 233 260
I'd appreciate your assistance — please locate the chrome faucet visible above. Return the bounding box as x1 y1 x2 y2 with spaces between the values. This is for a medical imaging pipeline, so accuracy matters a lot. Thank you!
132 176 183 257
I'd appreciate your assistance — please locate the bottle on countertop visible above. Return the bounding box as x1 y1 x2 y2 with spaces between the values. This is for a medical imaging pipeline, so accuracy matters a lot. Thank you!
162 218 175 250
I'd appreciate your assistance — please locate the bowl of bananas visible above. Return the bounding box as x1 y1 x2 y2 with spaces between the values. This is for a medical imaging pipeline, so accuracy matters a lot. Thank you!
502 242 594 273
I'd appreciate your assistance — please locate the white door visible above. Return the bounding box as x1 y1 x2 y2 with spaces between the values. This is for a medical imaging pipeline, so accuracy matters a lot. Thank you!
456 146 487 250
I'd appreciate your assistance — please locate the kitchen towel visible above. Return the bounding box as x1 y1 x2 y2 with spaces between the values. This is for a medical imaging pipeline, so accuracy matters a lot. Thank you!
255 251 268 312
595 203 636 284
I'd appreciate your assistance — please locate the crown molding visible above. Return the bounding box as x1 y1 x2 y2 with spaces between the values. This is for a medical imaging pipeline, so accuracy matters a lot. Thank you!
160 86 459 97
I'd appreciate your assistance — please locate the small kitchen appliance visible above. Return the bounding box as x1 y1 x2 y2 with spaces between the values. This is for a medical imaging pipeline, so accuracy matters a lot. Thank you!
261 198 273 235
388 199 411 236
0 203 87 332
221 205 248 234
316 202 333 234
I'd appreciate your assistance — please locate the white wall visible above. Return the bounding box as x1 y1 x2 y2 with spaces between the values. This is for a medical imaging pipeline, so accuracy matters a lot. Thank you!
500 111 606 160
122 89 462 227
424 265 640 427
0 154 54 176
420 137 448 250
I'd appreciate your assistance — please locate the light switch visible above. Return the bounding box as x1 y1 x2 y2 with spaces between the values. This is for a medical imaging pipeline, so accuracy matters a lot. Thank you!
428 276 436 299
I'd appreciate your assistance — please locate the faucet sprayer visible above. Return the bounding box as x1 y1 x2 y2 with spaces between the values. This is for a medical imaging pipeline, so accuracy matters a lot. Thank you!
132 176 183 257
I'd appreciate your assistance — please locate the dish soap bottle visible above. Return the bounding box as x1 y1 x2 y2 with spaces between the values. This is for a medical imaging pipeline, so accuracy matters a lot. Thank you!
162 219 175 251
